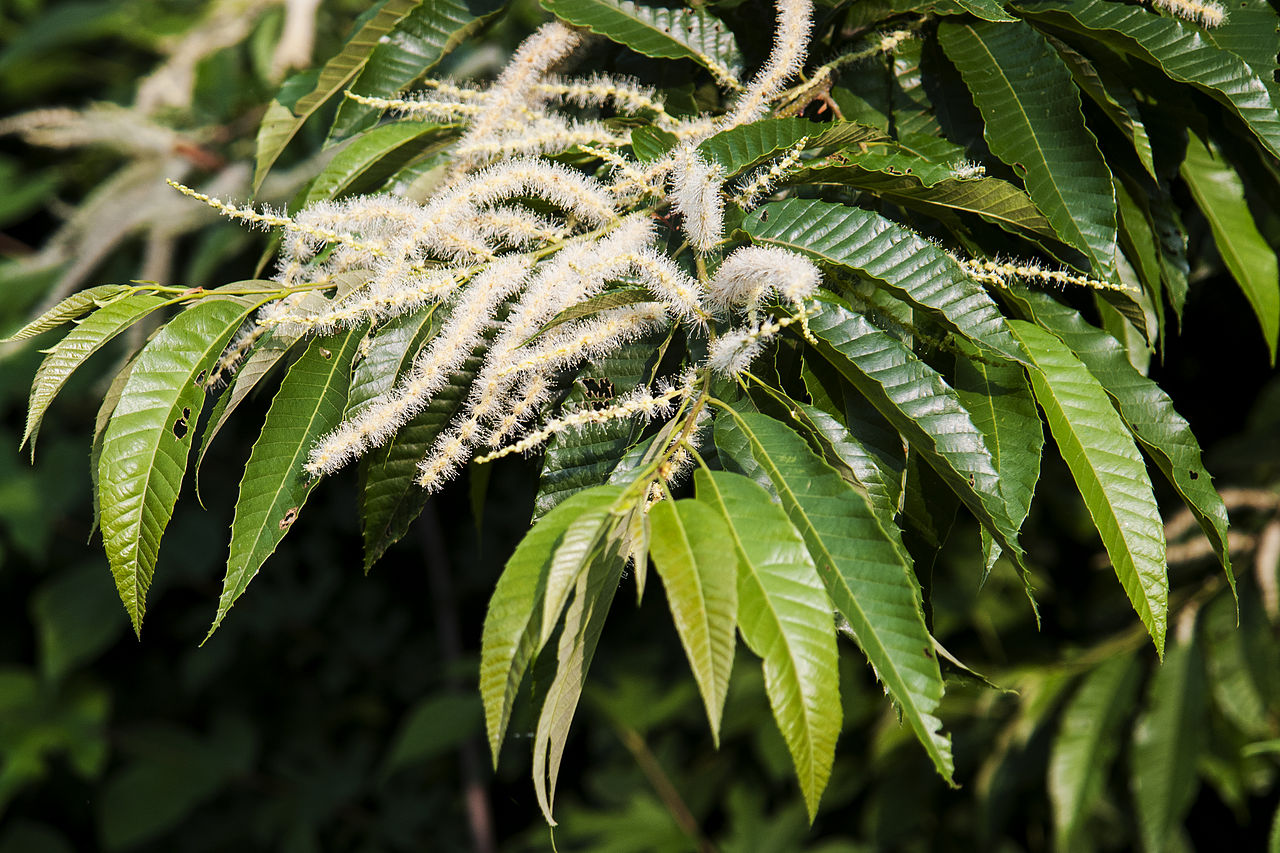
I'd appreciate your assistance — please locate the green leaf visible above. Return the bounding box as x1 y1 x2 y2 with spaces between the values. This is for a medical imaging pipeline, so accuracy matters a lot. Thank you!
356 340 479 570
1180 131 1279 364
938 19 1117 279
1009 320 1167 654
208 327 365 638
1 284 129 343
1014 0 1280 159
631 126 677 162
952 341 1043 567
1131 637 1206 853
1048 656 1142 853
694 469 840 822
24 292 168 453
950 0 1017 22
98 298 255 635
745 199 1025 363
532 537 626 824
807 297 1030 575
1206 0 1280 97
647 498 739 745
1014 290 1233 588
714 410 953 782
699 118 886 177
791 160 1058 240
329 0 502 140
1203 590 1275 738
541 0 743 88
1049 35 1157 181
253 0 424 192
304 122 458 204
479 485 624 759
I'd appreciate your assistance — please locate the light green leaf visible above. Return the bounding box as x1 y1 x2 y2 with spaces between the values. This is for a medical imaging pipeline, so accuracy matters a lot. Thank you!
714 410 953 782
950 0 1018 21
541 0 743 88
98 298 255 634
745 199 1025 363
253 0 424 192
208 327 365 638
479 485 624 759
648 498 739 745
1009 320 1167 654
1131 638 1206 853
1 284 129 343
24 292 167 453
532 538 625 824
808 297 1030 575
1014 0 1280 159
1048 656 1142 853
938 19 1118 279
329 0 502 140
695 469 840 822
1014 290 1233 588
1180 131 1278 364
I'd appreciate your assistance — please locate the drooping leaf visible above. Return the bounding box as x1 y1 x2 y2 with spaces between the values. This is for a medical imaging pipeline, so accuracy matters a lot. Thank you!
329 0 502 140
1131 637 1206 853
647 498 738 745
541 0 743 88
1049 35 1157 181
807 297 1030 575
24 292 168 453
1206 0 1280 96
253 0 424 192
1048 656 1142 853
745 199 1025 362
1014 0 1280 159
532 537 626 824
1179 131 1278 364
695 469 840 822
479 485 624 759
938 19 1118 279
1203 590 1276 738
1 284 129 343
714 410 953 782
346 306 437 419
1009 320 1167 654
1013 290 1233 588
98 297 256 634
208 326 365 638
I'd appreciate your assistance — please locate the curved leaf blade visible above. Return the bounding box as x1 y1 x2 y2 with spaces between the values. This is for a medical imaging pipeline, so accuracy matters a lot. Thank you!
1013 290 1233 588
305 122 458 204
1 284 129 343
541 0 742 87
1180 132 1278 364
25 292 168 452
648 498 739 745
715 410 953 782
938 19 1117 279
98 298 255 634
694 469 840 821
479 485 624 759
209 326 365 638
745 199 1025 363
1010 320 1167 653
1014 0 1280 159
808 297 1030 575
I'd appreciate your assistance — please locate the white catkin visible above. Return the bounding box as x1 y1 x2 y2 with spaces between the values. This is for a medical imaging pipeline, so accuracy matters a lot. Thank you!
670 145 725 253
709 245 821 309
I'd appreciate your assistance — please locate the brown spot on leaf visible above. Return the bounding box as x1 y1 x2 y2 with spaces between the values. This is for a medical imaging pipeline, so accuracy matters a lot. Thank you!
279 507 299 530
319 348 332 360
195 370 207 385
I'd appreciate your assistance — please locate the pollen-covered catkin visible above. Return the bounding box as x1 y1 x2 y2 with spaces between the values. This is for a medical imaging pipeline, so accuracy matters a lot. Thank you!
709 245 821 308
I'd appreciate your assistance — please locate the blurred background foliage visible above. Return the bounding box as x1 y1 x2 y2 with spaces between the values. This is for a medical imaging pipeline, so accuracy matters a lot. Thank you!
1 0 1279 850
